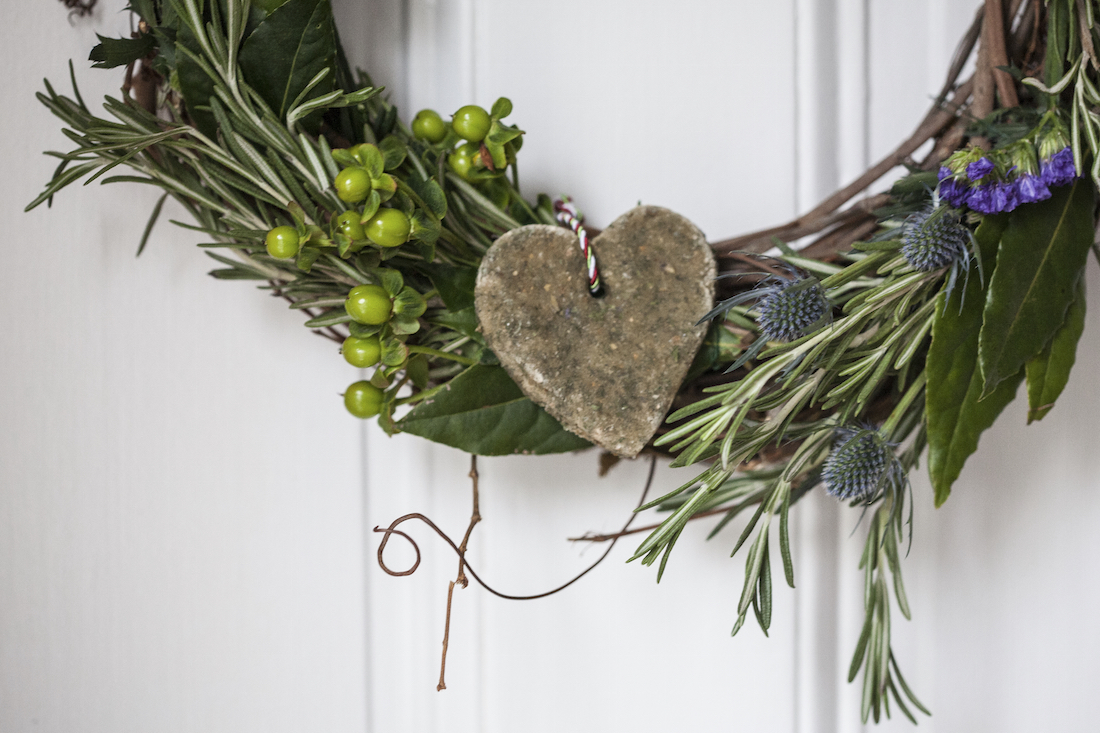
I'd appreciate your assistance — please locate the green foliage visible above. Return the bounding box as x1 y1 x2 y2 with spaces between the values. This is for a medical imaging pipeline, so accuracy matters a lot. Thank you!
977 179 1096 396
398 365 591 455
238 0 337 125
89 34 156 69
1026 276 1087 423
926 215 1024 507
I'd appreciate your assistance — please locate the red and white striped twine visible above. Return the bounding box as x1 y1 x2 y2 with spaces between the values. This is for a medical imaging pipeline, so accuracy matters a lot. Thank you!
553 196 603 296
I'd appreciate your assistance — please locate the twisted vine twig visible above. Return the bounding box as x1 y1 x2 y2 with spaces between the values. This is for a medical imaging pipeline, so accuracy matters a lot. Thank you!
373 455 659 688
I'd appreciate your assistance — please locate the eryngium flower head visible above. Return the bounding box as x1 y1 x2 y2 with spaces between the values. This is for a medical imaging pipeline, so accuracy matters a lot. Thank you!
822 427 903 502
901 206 972 271
756 276 829 342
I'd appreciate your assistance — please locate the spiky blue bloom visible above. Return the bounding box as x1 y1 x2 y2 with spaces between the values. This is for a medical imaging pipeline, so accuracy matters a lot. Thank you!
900 206 973 272
822 427 905 502
755 276 830 342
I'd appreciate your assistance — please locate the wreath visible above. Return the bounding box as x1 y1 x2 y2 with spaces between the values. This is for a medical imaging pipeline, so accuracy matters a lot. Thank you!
31 0 1100 724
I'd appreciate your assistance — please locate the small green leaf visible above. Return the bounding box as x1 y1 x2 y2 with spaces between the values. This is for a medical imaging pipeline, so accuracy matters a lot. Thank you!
389 314 421 335
1026 276 1087 423
354 144 384 177
296 245 321 271
398 365 590 455
379 135 407 170
490 97 513 119
331 148 357 168
348 321 381 338
238 0 337 122
392 286 427 318
978 178 1096 396
927 215 1024 507
380 337 408 367
359 190 381 224
372 267 403 296
89 34 156 69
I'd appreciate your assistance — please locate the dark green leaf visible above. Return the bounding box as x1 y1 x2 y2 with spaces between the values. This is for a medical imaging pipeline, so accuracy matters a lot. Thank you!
393 286 427 318
238 0 336 121
175 22 216 137
89 34 156 69
398 365 590 455
1026 276 1087 423
978 178 1096 396
427 307 481 340
407 354 429 390
421 263 477 311
410 176 447 218
927 215 1024 507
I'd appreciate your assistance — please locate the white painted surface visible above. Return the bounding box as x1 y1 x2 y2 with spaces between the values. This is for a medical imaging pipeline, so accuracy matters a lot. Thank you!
5 1 1100 732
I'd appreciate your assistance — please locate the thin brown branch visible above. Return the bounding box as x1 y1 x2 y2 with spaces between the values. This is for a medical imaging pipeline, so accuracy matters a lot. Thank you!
437 456 481 692
375 456 658 600
986 0 1021 107
711 77 974 254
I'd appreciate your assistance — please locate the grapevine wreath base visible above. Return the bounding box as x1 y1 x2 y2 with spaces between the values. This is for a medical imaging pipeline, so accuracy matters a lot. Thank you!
32 0 1100 724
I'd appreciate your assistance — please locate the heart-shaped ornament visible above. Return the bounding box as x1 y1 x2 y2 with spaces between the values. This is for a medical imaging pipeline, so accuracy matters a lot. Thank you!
475 205 716 457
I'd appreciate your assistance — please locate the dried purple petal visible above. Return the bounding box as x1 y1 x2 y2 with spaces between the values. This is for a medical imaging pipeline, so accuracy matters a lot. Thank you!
966 157 995 181
1040 147 1078 187
1016 173 1051 204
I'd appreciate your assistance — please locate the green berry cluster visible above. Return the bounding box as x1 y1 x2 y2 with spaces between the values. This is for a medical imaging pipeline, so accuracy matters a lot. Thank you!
411 98 525 210
256 99 531 423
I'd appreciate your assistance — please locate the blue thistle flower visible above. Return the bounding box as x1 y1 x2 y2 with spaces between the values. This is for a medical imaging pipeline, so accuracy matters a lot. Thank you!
822 427 905 503
756 276 830 342
901 205 973 272
699 261 831 371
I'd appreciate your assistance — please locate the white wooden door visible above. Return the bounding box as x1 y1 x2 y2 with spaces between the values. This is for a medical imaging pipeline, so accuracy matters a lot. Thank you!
5 1 1100 732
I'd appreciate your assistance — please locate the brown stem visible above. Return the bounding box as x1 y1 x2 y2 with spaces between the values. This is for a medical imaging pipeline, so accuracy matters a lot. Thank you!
374 456 658 601
711 76 974 254
985 0 1021 108
437 455 480 692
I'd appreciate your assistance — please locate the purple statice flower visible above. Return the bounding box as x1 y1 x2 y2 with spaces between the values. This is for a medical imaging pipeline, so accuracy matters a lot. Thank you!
1016 173 1052 204
966 157 995 181
966 181 1019 214
938 174 970 208
997 180 1021 213
1040 147 1078 187
966 183 996 214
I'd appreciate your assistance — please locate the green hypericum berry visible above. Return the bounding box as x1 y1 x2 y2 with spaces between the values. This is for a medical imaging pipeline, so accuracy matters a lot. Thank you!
334 210 366 241
344 380 384 418
452 105 491 143
411 109 448 143
265 226 300 259
365 208 411 248
345 284 392 325
342 335 382 368
448 142 480 181
334 167 371 203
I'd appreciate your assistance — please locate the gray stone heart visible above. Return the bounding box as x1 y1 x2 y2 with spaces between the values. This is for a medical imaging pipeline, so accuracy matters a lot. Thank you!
474 205 716 457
